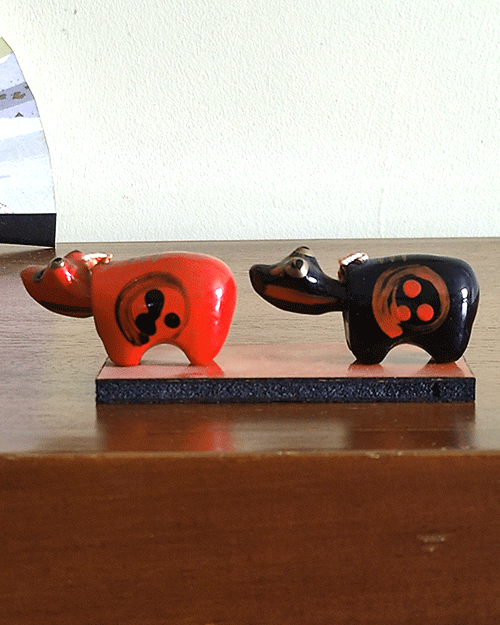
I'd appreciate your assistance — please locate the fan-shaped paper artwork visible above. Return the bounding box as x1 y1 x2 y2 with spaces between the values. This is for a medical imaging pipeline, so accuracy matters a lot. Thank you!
0 38 55 246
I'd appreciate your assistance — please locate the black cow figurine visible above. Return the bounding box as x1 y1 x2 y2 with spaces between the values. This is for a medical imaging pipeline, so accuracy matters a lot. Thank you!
249 247 479 364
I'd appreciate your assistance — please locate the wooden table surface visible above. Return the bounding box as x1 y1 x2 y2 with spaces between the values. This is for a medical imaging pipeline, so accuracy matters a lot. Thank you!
1 238 500 624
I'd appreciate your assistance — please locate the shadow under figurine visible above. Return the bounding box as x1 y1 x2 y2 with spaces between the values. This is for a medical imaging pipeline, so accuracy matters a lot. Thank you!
21 250 237 366
249 247 479 364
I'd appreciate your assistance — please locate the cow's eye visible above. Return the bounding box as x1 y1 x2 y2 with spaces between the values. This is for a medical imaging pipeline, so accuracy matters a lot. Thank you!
50 257 65 269
285 257 309 278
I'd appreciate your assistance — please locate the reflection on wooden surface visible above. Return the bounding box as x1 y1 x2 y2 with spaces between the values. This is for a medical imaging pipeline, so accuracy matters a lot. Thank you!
97 401 474 452
1 239 500 625
0 238 495 453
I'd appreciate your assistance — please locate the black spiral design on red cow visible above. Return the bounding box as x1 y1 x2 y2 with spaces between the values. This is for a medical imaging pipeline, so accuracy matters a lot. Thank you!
114 273 188 346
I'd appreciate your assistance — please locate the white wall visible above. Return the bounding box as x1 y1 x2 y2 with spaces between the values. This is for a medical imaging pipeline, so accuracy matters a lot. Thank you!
3 0 500 242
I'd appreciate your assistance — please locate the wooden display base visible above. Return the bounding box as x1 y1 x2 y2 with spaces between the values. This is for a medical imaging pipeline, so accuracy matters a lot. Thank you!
96 343 475 404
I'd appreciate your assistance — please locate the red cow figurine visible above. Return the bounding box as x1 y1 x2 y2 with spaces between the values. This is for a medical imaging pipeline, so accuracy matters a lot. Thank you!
21 250 237 366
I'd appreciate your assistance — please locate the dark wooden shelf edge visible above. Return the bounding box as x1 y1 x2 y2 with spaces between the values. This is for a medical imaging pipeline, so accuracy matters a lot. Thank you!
1 451 500 624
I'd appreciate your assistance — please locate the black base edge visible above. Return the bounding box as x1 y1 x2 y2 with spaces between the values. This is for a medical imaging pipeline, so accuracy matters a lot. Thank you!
96 376 475 405
0 213 56 247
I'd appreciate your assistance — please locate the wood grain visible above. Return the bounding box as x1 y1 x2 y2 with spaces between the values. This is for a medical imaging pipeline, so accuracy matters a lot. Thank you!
2 452 500 624
1 238 500 623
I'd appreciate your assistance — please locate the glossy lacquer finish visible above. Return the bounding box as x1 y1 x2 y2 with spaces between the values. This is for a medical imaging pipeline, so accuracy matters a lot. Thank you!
250 247 479 364
3 238 500 625
21 250 237 366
